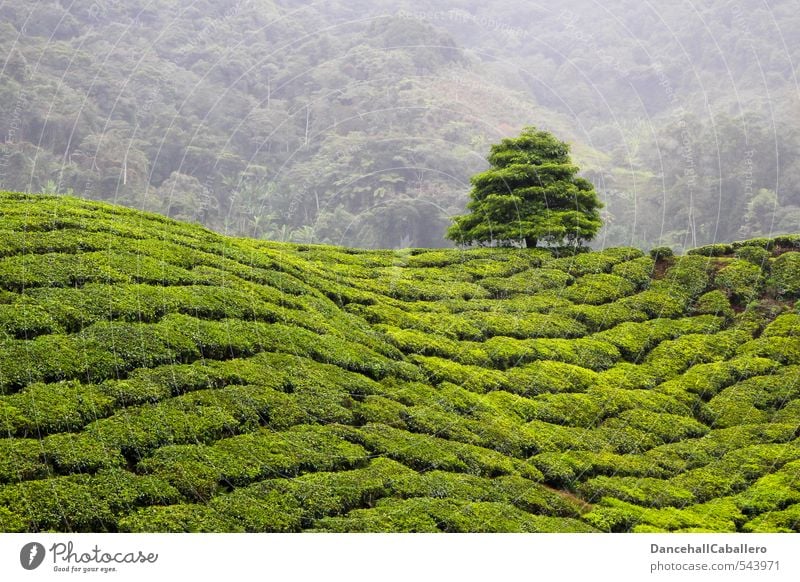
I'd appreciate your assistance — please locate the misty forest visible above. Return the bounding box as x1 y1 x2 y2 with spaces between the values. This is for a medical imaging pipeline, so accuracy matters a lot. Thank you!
1 0 799 250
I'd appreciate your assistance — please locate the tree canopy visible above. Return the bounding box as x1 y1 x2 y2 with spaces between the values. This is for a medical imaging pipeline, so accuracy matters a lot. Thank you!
446 127 603 248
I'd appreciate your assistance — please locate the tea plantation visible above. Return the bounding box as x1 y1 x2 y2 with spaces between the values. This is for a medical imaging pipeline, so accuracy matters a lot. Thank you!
1 192 799 533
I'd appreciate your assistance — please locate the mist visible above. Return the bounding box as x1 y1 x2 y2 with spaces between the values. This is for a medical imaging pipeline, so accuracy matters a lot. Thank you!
1 0 797 250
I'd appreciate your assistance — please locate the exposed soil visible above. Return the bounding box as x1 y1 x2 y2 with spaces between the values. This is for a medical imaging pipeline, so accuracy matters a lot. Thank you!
542 484 594 515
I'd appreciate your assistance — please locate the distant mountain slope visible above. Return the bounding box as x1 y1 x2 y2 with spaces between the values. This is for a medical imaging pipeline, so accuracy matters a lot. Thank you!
2 1 798 249
0 192 799 532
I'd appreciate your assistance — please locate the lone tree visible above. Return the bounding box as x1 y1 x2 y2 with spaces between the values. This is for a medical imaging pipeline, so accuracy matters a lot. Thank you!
446 126 603 248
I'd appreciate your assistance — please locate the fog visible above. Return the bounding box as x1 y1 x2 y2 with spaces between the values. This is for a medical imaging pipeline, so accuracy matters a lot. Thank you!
1 0 797 249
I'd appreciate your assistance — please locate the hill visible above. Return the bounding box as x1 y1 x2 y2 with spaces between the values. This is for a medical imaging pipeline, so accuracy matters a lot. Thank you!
1 192 799 533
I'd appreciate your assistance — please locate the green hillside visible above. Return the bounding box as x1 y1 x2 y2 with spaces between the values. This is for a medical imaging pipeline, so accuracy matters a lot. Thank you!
1 191 799 533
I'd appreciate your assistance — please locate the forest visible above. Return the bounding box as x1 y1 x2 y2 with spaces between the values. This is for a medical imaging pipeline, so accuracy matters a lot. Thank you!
1 0 798 250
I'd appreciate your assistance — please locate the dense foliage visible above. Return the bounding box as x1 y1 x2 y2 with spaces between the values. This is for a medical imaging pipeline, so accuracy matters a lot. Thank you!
0 1 798 249
446 127 603 248
1 192 799 532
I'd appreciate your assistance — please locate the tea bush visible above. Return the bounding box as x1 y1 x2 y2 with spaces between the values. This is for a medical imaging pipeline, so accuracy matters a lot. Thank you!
2 195 800 532
715 260 764 302
770 252 800 297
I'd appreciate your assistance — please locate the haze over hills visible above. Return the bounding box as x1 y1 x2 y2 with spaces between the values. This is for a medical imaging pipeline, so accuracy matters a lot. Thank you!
1 0 799 249
0 192 799 532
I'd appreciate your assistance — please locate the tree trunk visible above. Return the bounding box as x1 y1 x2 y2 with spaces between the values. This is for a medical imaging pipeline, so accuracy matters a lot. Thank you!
524 236 537 248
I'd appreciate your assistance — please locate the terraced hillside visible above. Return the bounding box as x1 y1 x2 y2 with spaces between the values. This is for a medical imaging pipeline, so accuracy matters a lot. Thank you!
1 192 799 533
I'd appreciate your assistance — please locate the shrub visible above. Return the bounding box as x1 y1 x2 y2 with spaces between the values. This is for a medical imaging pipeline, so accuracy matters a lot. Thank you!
588 384 688 417
532 451 666 487
762 313 800 337
86 399 241 458
41 433 124 474
491 474 584 517
655 357 779 400
311 497 597 533
139 425 369 496
458 311 587 340
8 381 115 435
770 252 800 297
374 274 489 302
183 384 307 430
592 497 742 532
0 469 180 532
393 470 500 502
209 487 303 532
704 370 800 427
526 393 605 427
478 269 572 297
406 250 463 267
611 257 655 289
354 396 409 428
458 255 535 278
646 423 798 472
270 457 416 521
401 405 479 446
0 252 127 291
505 360 599 395
482 390 541 422
311 498 441 532
559 301 649 332
491 293 574 313
214 425 369 482
735 245 771 266
377 379 444 410
704 383 770 428
731 237 774 250
649 246 674 260
615 409 708 441
118 504 245 533
0 506 26 532
593 420 662 453
693 290 734 319
687 243 734 257
736 460 800 515
715 259 763 302
664 255 712 297
352 424 517 477
136 445 225 500
523 420 607 454
549 251 624 276
594 316 722 362
578 476 695 507
672 444 800 502
583 498 645 532
618 284 688 318
0 336 114 393
562 273 636 305
411 356 507 393
737 336 800 364
520 338 621 371
644 330 750 381
98 377 172 406
742 504 800 532
773 234 800 249
382 326 487 364
0 303 62 338
0 439 48 483
595 364 660 391
643 497 743 532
